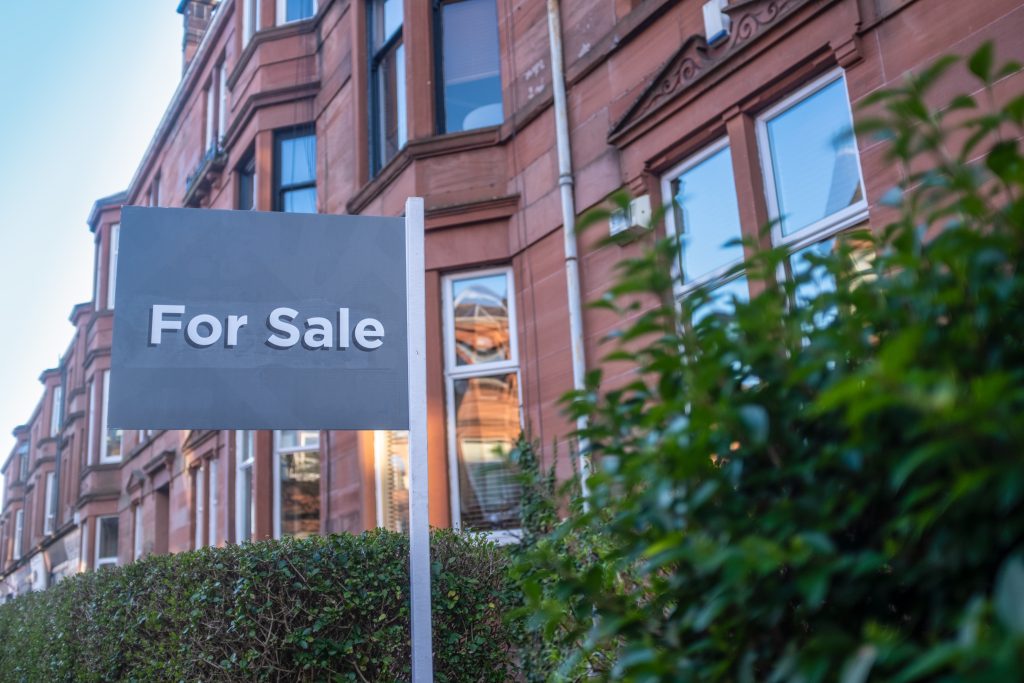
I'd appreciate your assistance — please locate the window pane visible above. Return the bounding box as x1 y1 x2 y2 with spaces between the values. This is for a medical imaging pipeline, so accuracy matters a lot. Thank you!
279 133 316 186
238 155 255 210
375 42 405 169
283 187 317 213
373 0 402 45
766 76 863 236
671 146 744 283
692 276 749 327
280 450 320 538
376 431 409 533
286 0 314 21
238 465 253 542
278 430 320 450
99 517 119 560
452 273 511 366
441 0 503 132
453 373 521 531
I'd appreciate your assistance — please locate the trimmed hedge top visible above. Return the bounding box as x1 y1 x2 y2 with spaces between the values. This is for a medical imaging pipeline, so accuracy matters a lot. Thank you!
0 529 518 682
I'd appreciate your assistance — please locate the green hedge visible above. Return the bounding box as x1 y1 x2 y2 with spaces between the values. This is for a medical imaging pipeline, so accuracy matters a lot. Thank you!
0 529 518 682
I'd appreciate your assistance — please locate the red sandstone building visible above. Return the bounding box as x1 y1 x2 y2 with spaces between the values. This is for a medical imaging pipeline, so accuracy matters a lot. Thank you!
1 0 1020 594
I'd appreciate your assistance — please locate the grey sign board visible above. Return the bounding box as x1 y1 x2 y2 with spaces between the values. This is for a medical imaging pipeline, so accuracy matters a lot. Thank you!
109 207 409 430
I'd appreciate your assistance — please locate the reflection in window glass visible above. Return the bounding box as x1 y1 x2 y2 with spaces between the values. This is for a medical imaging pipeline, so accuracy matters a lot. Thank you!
453 374 520 531
765 76 863 236
452 274 511 366
276 430 320 539
375 430 409 533
670 145 744 284
440 0 503 133
97 516 119 567
236 430 255 543
285 0 315 22
692 276 750 327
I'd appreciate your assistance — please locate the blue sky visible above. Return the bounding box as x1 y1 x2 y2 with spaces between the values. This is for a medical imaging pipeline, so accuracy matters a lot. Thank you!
0 4 182 458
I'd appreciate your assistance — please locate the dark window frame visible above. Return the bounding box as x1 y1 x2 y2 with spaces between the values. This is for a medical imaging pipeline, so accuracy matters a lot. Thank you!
237 148 256 210
433 0 504 135
368 0 404 176
272 125 317 212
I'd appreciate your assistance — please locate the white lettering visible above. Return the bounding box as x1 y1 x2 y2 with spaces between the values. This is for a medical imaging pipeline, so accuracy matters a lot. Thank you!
266 308 300 348
186 314 223 347
226 315 248 348
150 304 185 345
337 308 350 349
354 318 384 350
303 317 333 349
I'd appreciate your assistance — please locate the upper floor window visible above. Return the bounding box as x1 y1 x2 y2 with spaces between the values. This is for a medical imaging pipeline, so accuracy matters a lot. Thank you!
437 0 503 134
369 0 406 174
218 62 228 141
50 386 63 437
17 443 28 483
278 0 316 23
95 515 119 569
148 172 161 207
12 510 23 561
274 126 317 213
107 223 120 310
100 371 122 464
43 472 57 535
205 82 217 154
243 0 260 44
237 151 257 210
442 269 522 538
273 430 321 539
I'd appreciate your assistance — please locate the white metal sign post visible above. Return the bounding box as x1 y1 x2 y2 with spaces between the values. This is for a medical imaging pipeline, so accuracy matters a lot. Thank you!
404 197 433 682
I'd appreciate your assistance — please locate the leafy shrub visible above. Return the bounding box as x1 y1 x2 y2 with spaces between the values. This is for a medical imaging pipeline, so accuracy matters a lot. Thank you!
514 44 1024 681
0 529 517 682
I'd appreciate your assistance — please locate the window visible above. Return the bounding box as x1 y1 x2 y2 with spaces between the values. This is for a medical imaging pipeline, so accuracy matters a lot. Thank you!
106 223 119 309
243 0 260 44
12 510 23 561
218 62 228 143
237 151 256 210
278 0 316 23
133 504 143 560
274 127 316 213
205 82 216 154
79 517 88 572
43 472 56 535
437 0 503 134
368 0 406 173
758 70 866 246
235 430 255 542
149 172 161 207
100 371 122 463
273 430 320 539
193 463 205 549
50 386 62 437
442 269 522 535
208 457 219 547
374 430 409 532
95 516 119 569
16 443 28 483
662 138 746 308
86 380 95 465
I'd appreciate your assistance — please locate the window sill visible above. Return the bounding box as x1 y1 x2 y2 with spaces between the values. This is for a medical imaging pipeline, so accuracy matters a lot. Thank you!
347 126 502 215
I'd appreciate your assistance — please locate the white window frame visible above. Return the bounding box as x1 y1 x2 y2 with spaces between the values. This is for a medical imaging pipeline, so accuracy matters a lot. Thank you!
217 62 228 144
660 136 746 301
272 430 321 539
133 503 143 560
244 0 261 43
86 380 95 465
205 83 216 153
277 0 317 25
43 472 56 535
194 463 205 550
441 267 523 543
208 456 219 547
50 386 62 437
99 371 121 464
106 223 119 310
12 510 23 560
756 68 869 252
95 515 119 569
235 430 255 543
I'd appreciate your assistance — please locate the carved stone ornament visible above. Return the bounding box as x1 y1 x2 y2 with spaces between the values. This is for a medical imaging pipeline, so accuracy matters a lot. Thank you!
609 0 820 142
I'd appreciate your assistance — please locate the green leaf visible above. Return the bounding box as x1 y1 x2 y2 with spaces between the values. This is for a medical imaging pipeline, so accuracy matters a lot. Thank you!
968 42 995 83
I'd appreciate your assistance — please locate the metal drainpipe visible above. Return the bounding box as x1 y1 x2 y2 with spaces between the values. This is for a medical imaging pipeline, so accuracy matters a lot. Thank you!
546 0 591 508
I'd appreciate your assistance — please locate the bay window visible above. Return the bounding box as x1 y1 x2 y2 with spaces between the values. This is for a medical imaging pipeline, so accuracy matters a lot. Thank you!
274 126 317 213
106 223 119 309
442 269 522 536
100 371 122 463
95 516 119 569
43 472 56 535
12 510 23 561
273 430 321 539
50 386 62 437
193 462 205 549
278 0 316 23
